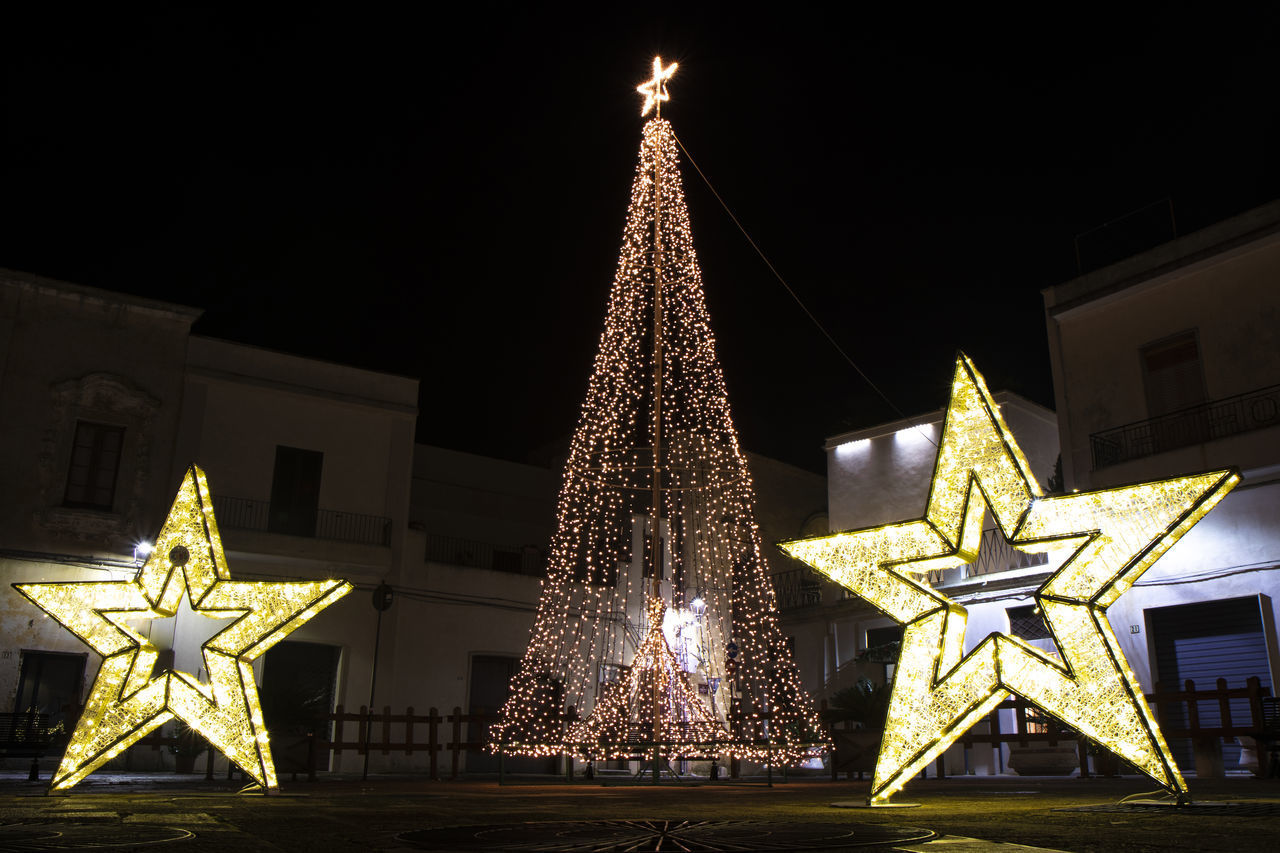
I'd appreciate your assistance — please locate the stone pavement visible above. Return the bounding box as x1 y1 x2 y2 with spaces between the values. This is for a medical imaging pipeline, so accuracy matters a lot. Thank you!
0 771 1277 851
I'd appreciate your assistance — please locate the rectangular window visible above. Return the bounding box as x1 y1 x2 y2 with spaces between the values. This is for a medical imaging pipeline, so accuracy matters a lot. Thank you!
1142 331 1206 416
1007 605 1052 641
1142 331 1210 453
63 421 124 510
268 446 323 537
864 625 903 681
865 625 903 652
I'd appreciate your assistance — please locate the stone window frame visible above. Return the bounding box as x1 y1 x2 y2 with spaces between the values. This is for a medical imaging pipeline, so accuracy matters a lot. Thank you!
35 372 160 546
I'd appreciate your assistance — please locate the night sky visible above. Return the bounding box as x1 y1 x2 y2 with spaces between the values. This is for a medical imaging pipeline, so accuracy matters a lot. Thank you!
5 8 1278 472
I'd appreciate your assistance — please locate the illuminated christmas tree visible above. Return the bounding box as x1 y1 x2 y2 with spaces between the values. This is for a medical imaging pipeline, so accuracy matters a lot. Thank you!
492 59 822 766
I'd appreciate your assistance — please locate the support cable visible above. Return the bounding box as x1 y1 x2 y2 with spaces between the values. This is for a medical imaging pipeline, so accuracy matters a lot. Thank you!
671 130 938 447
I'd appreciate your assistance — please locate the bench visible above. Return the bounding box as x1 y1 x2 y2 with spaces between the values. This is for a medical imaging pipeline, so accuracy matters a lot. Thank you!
0 711 57 781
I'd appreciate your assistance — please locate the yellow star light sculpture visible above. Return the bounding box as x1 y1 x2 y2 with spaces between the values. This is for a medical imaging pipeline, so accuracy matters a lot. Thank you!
13 465 352 792
781 355 1237 804
637 55 678 116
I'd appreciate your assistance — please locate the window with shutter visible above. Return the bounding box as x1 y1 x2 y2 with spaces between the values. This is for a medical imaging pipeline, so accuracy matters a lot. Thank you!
1141 331 1209 451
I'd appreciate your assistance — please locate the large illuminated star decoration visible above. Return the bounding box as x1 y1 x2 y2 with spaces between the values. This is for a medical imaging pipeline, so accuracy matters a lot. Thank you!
782 355 1238 804
14 465 352 792
637 55 678 116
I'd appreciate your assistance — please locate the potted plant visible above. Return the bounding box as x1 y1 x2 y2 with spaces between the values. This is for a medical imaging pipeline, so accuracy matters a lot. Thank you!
823 679 890 778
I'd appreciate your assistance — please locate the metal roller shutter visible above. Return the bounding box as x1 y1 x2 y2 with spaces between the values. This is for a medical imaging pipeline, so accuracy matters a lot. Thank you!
1148 596 1272 772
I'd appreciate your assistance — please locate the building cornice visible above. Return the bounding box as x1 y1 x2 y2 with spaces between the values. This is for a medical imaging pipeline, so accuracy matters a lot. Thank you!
1044 200 1280 318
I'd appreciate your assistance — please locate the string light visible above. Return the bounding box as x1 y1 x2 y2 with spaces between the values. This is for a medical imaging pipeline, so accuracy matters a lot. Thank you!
782 355 1238 803
492 73 822 766
13 465 352 792
566 596 727 760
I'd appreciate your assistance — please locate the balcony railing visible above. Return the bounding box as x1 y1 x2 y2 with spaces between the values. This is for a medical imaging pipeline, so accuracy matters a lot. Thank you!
424 533 546 576
1090 383 1280 469
966 527 1048 579
772 568 823 611
212 495 392 547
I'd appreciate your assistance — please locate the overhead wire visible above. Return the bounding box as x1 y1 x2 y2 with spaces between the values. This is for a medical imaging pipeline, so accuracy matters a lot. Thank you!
670 129 939 448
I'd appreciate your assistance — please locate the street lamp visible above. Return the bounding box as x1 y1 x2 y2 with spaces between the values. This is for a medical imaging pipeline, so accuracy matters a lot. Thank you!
363 581 394 781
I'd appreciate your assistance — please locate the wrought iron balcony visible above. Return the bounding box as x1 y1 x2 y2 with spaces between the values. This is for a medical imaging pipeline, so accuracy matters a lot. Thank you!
424 533 546 575
212 495 392 547
1090 383 1280 470
966 527 1048 579
772 568 823 611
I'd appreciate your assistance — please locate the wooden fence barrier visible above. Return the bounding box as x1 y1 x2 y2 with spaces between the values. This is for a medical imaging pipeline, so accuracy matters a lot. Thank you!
825 676 1274 780
130 675 1258 780
954 675 1271 778
324 705 448 778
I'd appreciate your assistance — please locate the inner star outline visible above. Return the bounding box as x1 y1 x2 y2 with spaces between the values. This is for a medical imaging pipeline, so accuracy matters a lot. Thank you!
14 464 352 792
782 354 1237 804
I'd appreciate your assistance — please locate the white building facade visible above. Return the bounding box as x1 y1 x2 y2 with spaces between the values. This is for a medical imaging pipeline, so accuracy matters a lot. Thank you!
1043 200 1280 773
777 392 1061 776
0 268 828 778
0 269 422 777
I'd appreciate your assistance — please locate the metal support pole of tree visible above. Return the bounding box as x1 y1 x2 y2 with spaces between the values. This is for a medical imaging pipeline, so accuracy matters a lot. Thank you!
363 581 394 781
649 96 666 790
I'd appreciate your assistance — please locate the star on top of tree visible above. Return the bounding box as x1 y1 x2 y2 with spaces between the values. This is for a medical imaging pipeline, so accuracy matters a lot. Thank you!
637 56 678 117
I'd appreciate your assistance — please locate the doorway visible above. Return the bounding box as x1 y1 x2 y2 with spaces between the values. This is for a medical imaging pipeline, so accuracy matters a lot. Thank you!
14 650 86 744
467 655 557 774
261 641 342 773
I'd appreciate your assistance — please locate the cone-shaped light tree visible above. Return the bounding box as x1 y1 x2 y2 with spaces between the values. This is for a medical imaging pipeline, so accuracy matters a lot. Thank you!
492 59 822 765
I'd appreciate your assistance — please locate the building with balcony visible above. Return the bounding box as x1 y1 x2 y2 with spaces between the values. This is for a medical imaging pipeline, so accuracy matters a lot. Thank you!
173 334 418 776
1042 199 1280 773
0 268 419 776
0 270 201 757
774 392 1061 776
0 267 829 779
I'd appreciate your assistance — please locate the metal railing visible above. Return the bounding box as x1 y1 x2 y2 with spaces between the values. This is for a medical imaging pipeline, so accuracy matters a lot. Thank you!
424 533 546 576
776 529 1046 613
772 568 823 610
966 527 1048 578
1090 382 1280 469
212 495 392 547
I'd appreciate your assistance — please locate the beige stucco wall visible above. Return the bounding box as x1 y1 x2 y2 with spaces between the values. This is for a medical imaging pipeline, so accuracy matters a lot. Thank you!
1046 217 1280 490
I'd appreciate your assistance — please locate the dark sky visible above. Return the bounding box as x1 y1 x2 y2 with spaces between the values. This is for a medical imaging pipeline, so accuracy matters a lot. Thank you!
5 8 1278 472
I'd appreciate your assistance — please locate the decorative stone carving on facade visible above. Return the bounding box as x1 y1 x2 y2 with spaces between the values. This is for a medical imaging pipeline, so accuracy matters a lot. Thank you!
35 372 161 546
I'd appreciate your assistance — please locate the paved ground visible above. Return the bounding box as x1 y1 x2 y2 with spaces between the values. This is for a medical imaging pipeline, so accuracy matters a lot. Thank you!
1 771 1278 851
